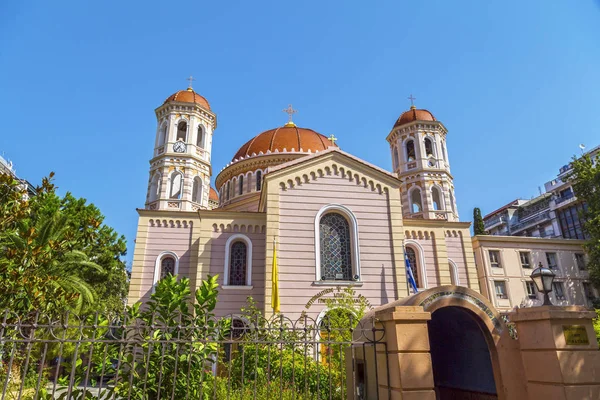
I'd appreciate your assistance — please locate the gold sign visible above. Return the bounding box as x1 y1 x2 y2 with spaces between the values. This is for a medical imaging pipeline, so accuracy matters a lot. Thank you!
563 325 589 345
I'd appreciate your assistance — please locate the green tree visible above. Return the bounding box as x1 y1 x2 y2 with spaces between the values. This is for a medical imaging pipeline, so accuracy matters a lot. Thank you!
473 207 487 235
567 154 600 288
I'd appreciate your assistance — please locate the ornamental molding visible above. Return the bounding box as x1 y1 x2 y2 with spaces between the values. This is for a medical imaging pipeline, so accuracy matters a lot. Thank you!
211 223 266 234
215 154 304 189
148 218 193 228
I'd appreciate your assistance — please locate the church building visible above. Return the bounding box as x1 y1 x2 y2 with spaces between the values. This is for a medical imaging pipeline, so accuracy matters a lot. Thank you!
127 85 480 320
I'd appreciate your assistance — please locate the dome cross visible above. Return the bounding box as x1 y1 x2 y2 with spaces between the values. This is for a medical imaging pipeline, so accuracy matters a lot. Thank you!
408 94 416 108
186 75 196 90
282 104 297 124
328 134 338 145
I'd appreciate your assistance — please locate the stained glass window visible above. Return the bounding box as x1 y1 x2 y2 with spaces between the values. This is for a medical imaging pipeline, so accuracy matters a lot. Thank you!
229 241 247 285
161 256 175 279
320 213 352 281
405 247 420 287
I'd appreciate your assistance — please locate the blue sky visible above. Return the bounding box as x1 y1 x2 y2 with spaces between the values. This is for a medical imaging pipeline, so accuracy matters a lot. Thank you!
1 1 599 265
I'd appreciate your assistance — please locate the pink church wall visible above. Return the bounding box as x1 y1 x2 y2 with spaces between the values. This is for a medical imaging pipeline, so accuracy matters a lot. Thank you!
408 234 440 288
139 220 194 303
209 229 266 317
277 175 398 320
446 233 469 286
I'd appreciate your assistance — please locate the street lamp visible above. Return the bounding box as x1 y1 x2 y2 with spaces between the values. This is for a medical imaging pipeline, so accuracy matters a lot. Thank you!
531 262 556 306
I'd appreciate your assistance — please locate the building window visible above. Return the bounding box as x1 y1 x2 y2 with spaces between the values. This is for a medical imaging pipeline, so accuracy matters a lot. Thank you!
149 173 160 202
225 182 230 201
238 176 244 195
405 247 421 288
519 252 531 269
424 137 434 157
197 126 205 148
256 170 262 191
158 124 168 147
494 281 507 299
489 250 501 268
229 242 247 285
575 253 586 270
393 147 399 170
161 256 175 279
406 140 416 162
169 172 183 199
553 282 566 300
449 190 456 214
583 282 595 301
153 252 180 288
176 121 187 142
441 142 447 162
410 188 422 213
525 281 536 299
192 177 202 203
224 234 252 287
546 252 558 269
557 203 589 240
319 213 352 281
431 187 443 211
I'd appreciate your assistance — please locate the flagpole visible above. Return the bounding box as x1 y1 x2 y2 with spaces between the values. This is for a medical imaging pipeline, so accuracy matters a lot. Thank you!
403 239 410 295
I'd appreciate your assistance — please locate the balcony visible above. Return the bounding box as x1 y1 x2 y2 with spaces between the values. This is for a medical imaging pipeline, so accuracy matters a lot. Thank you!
510 211 551 233
554 192 576 208
484 214 505 230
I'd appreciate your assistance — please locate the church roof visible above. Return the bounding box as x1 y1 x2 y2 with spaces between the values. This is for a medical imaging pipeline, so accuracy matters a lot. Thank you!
393 106 436 128
164 88 211 110
232 124 337 161
209 187 219 202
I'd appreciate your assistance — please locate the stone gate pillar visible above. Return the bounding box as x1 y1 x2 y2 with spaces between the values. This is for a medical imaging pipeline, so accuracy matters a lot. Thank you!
510 305 600 400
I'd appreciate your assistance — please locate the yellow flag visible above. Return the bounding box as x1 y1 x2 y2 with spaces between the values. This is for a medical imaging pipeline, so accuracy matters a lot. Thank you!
271 238 280 313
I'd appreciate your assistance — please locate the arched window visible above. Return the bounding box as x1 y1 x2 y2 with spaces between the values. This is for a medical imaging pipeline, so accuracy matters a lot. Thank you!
169 172 183 199
256 170 262 191
176 121 187 142
238 176 244 195
319 213 352 281
393 147 399 169
196 126 205 148
158 124 168 147
449 260 459 285
149 173 160 202
230 179 235 198
152 252 180 289
406 140 416 162
449 190 456 213
223 234 253 287
160 256 175 279
247 172 252 193
441 142 447 162
405 247 421 288
424 137 434 157
192 177 203 203
225 182 230 201
431 187 443 211
410 188 422 213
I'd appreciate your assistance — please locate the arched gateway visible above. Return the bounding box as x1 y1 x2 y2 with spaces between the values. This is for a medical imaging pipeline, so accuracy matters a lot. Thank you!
354 286 526 400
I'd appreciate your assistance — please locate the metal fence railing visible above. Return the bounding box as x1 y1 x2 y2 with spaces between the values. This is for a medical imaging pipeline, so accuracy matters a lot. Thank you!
0 310 387 400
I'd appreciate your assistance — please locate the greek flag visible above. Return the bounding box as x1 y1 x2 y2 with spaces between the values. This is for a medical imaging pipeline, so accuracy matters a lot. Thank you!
405 253 419 294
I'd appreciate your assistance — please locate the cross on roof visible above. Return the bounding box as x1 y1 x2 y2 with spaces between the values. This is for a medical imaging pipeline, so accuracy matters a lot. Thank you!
328 134 338 145
408 94 416 107
282 104 297 123
186 75 196 89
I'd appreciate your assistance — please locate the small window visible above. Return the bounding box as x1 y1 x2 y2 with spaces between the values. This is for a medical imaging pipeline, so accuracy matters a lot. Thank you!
238 176 244 195
525 281 536 299
553 282 565 300
575 253 586 270
192 177 202 203
225 182 230 201
519 252 531 269
393 148 399 169
424 137 434 157
176 121 187 142
441 142 447 162
583 282 595 300
160 256 175 279
229 242 248 286
256 171 262 191
546 252 558 269
196 126 205 148
149 173 160 202
431 187 443 211
494 281 507 299
169 172 183 199
489 250 501 268
406 140 416 162
158 124 168 146
410 188 422 213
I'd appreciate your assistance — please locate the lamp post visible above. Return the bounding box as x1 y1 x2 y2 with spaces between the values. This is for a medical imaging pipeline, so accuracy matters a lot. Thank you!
531 262 556 306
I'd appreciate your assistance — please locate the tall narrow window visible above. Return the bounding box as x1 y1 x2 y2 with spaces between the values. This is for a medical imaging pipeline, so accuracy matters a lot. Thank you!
169 172 183 199
546 252 558 269
160 256 175 279
319 213 352 281
256 171 262 191
489 250 501 268
405 247 420 288
192 177 202 203
239 176 244 195
431 187 443 211
410 188 422 213
393 148 399 169
525 281 536 299
441 142 447 162
229 242 247 285
226 182 230 201
158 124 168 146
424 137 434 157
176 121 187 142
149 173 160 202
196 126 205 148
553 282 565 300
519 252 531 269
449 190 456 213
575 253 586 270
494 281 507 299
406 140 416 161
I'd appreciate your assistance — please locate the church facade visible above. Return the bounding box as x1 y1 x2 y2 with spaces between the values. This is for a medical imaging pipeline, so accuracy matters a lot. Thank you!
127 86 479 320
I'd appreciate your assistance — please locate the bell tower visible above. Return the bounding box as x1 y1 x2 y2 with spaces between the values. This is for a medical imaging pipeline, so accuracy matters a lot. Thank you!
145 79 217 211
386 98 458 221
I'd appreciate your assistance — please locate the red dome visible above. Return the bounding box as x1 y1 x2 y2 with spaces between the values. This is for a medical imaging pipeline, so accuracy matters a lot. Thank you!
393 106 436 128
232 124 336 161
209 187 219 202
164 88 211 110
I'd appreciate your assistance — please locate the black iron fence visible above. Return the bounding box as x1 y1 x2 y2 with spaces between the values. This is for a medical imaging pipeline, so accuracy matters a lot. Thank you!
0 311 387 400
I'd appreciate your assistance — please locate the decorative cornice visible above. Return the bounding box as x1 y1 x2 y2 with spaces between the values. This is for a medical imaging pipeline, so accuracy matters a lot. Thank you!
472 235 586 246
